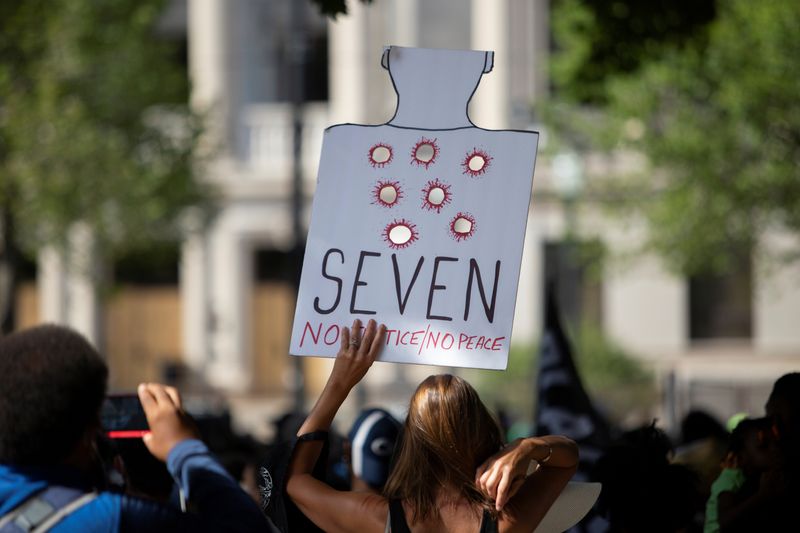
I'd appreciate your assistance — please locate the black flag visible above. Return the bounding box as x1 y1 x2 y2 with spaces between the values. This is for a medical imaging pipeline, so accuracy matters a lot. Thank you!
534 284 613 532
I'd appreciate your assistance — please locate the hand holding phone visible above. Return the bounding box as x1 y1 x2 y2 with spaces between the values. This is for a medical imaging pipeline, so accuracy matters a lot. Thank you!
102 394 150 439
137 383 199 462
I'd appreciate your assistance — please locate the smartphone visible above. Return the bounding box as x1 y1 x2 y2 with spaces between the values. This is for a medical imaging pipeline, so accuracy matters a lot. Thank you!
101 394 150 438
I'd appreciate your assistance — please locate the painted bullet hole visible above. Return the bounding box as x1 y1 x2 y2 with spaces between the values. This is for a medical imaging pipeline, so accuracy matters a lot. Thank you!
420 179 452 213
428 187 445 205
462 148 492 177
469 155 486 171
372 180 403 208
383 219 419 249
449 212 477 241
380 186 398 204
411 137 439 168
368 143 393 168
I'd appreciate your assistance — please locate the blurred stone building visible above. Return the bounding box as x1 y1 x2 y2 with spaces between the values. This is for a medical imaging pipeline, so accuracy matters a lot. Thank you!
16 0 800 433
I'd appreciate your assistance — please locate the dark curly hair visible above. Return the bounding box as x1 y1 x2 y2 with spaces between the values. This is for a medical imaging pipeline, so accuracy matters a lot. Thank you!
0 325 108 465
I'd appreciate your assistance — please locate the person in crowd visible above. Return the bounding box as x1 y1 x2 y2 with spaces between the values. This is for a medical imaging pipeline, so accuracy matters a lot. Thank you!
346 407 401 494
715 372 800 532
766 372 800 473
704 417 775 533
260 411 344 533
0 325 275 532
286 318 579 532
592 423 700 533
673 410 729 502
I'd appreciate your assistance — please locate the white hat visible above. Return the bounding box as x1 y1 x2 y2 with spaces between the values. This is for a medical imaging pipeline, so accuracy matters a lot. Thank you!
534 482 602 533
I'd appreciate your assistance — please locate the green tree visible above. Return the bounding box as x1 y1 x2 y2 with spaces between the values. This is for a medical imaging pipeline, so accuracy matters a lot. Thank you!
465 325 655 433
0 0 214 331
550 0 716 104
549 0 800 275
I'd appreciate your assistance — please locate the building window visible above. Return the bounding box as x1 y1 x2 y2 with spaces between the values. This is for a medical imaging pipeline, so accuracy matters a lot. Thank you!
542 240 603 328
254 247 303 284
688 256 752 341
276 26 329 102
304 33 329 102
115 242 180 285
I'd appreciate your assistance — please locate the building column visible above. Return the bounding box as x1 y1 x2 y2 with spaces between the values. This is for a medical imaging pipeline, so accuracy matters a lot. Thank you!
206 220 252 391
38 224 102 349
188 0 249 390
470 0 510 129
180 229 209 371
328 0 368 124
65 224 102 347
38 246 67 324
188 0 238 157
393 0 418 47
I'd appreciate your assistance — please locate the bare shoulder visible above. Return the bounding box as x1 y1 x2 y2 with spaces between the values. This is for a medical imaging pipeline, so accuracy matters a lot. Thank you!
358 492 390 517
321 491 389 533
348 492 390 533
316 491 388 533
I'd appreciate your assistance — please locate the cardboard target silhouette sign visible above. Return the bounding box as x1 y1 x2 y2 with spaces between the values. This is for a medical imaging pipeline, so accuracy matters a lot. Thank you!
290 46 538 369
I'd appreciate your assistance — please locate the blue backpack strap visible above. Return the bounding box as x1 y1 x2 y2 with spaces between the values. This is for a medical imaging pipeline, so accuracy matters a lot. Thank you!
0 485 92 533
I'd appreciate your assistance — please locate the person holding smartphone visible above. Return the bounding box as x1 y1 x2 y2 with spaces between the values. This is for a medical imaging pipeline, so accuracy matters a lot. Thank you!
0 325 276 532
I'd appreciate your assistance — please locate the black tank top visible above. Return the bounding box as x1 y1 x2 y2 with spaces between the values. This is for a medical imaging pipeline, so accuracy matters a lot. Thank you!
388 499 499 533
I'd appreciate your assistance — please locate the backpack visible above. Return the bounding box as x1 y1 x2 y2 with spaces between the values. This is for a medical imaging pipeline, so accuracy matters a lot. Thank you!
0 486 97 533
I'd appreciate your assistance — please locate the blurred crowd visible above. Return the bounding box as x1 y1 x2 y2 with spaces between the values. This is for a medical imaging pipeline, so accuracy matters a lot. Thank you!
0 324 797 532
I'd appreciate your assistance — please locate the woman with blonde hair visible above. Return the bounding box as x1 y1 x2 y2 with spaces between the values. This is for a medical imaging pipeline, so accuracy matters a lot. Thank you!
287 319 579 532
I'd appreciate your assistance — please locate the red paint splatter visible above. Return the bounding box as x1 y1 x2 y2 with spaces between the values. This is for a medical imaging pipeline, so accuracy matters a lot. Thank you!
449 212 477 241
420 179 452 213
368 143 393 168
372 180 403 208
462 148 492 177
410 137 439 169
383 219 419 249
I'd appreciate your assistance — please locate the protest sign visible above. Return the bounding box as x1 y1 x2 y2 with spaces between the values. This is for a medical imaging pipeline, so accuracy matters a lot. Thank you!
290 46 538 369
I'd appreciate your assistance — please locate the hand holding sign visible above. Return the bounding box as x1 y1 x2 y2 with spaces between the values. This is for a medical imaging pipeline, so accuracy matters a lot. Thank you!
328 319 387 391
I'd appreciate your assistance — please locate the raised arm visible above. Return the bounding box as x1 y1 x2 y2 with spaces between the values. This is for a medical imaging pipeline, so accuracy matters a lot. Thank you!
476 435 579 531
127 383 273 532
286 319 388 533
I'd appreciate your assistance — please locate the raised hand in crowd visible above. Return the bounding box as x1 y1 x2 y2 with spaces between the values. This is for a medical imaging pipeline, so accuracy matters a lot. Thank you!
138 382 199 462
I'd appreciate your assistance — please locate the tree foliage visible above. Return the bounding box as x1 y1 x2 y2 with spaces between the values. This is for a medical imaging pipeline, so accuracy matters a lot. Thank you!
550 0 800 274
551 0 716 104
0 0 213 257
466 323 655 431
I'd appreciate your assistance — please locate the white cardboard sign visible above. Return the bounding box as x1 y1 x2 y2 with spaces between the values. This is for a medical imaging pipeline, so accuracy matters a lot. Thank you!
290 46 538 369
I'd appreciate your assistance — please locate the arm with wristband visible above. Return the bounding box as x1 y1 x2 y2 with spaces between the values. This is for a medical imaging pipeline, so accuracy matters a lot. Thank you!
286 319 389 533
